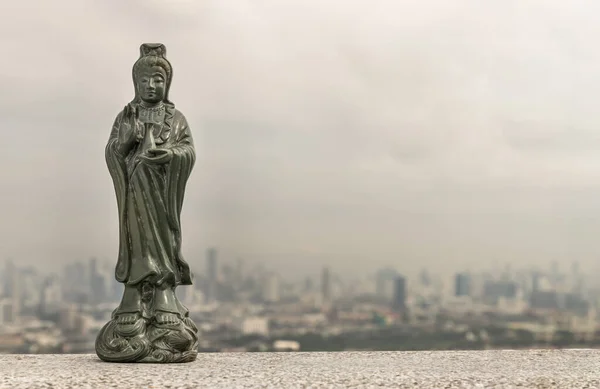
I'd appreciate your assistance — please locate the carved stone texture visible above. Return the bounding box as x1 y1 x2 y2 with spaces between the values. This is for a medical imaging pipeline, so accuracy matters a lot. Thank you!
95 43 198 363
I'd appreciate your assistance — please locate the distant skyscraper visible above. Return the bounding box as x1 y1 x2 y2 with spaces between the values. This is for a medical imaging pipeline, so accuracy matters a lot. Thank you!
376 267 398 298
221 263 234 285
3 260 17 298
455 273 471 297
59 304 79 332
571 261 579 276
63 260 88 298
19 267 41 309
39 276 62 316
570 261 583 294
89 258 107 304
483 280 518 304
3 260 21 320
321 267 331 303
263 273 280 303
304 277 313 293
234 258 245 286
531 271 542 294
392 275 406 313
501 264 512 281
550 261 560 285
419 269 431 287
0 298 17 325
73 261 87 293
205 248 218 303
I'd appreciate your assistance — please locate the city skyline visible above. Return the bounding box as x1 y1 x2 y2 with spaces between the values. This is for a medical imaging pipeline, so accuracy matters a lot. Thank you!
2 248 593 293
1 245 596 354
5 1 600 275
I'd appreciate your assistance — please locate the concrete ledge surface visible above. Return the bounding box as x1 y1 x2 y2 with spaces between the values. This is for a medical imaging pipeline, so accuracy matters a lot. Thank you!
2 350 600 388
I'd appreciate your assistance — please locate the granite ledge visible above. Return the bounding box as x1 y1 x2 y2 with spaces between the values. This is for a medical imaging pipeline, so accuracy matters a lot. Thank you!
2 349 600 388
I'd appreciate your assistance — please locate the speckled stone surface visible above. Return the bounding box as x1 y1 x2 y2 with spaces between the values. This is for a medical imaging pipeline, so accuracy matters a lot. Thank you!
2 350 600 388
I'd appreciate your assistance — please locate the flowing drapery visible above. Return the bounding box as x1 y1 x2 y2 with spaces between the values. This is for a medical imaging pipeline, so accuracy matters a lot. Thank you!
105 106 195 286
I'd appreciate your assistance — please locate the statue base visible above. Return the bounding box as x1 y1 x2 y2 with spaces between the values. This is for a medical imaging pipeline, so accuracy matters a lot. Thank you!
95 314 199 363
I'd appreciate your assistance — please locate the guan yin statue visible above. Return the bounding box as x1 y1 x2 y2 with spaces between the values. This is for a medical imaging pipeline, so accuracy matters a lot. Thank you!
95 43 198 363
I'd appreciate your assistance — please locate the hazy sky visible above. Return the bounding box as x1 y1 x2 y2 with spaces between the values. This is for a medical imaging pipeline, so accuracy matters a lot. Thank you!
3 0 600 279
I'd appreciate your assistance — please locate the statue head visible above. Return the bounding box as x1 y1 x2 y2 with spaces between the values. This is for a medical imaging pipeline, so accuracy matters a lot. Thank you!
132 43 173 105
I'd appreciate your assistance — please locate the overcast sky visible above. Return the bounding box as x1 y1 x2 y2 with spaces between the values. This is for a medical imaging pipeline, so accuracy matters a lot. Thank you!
3 0 600 279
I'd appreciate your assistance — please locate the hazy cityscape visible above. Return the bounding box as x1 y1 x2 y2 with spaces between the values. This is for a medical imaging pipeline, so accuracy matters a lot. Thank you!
5 0 600 360
1 249 599 354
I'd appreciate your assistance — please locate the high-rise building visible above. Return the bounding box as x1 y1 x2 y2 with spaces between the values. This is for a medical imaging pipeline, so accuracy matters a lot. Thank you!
531 271 541 294
419 269 431 287
205 248 218 303
455 272 471 297
39 276 62 316
501 263 512 281
59 304 79 332
20 267 41 309
89 258 107 304
263 273 280 303
0 298 17 325
3 260 21 320
550 261 560 285
73 261 88 293
483 280 518 304
392 275 406 312
63 260 89 303
234 258 245 286
303 277 313 293
376 267 398 298
571 261 580 276
3 260 16 297
570 261 583 294
321 267 331 303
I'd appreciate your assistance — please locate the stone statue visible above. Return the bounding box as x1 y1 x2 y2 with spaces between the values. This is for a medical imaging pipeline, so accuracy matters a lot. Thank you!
95 43 198 363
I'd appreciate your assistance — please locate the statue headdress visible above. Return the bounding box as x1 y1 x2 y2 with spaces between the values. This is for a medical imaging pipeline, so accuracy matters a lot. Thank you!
131 43 174 105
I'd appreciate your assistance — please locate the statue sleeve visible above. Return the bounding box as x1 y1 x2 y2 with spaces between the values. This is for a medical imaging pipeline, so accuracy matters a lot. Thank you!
105 112 130 282
166 115 196 230
106 112 129 213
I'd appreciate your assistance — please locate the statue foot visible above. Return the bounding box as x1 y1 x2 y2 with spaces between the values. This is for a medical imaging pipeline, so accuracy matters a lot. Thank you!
113 313 145 338
116 313 140 325
96 312 199 363
155 312 181 326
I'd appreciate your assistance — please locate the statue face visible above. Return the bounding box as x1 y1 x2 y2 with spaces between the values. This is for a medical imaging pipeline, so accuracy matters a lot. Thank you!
137 66 167 104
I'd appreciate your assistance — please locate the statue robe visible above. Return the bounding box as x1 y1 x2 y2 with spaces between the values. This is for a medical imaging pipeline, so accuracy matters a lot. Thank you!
105 105 195 287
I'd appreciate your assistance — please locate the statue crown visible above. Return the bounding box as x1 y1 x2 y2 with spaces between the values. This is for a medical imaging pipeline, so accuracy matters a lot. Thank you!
140 43 167 59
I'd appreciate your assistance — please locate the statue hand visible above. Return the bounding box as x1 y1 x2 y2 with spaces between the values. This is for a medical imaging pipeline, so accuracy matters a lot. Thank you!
139 148 173 164
117 104 140 154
